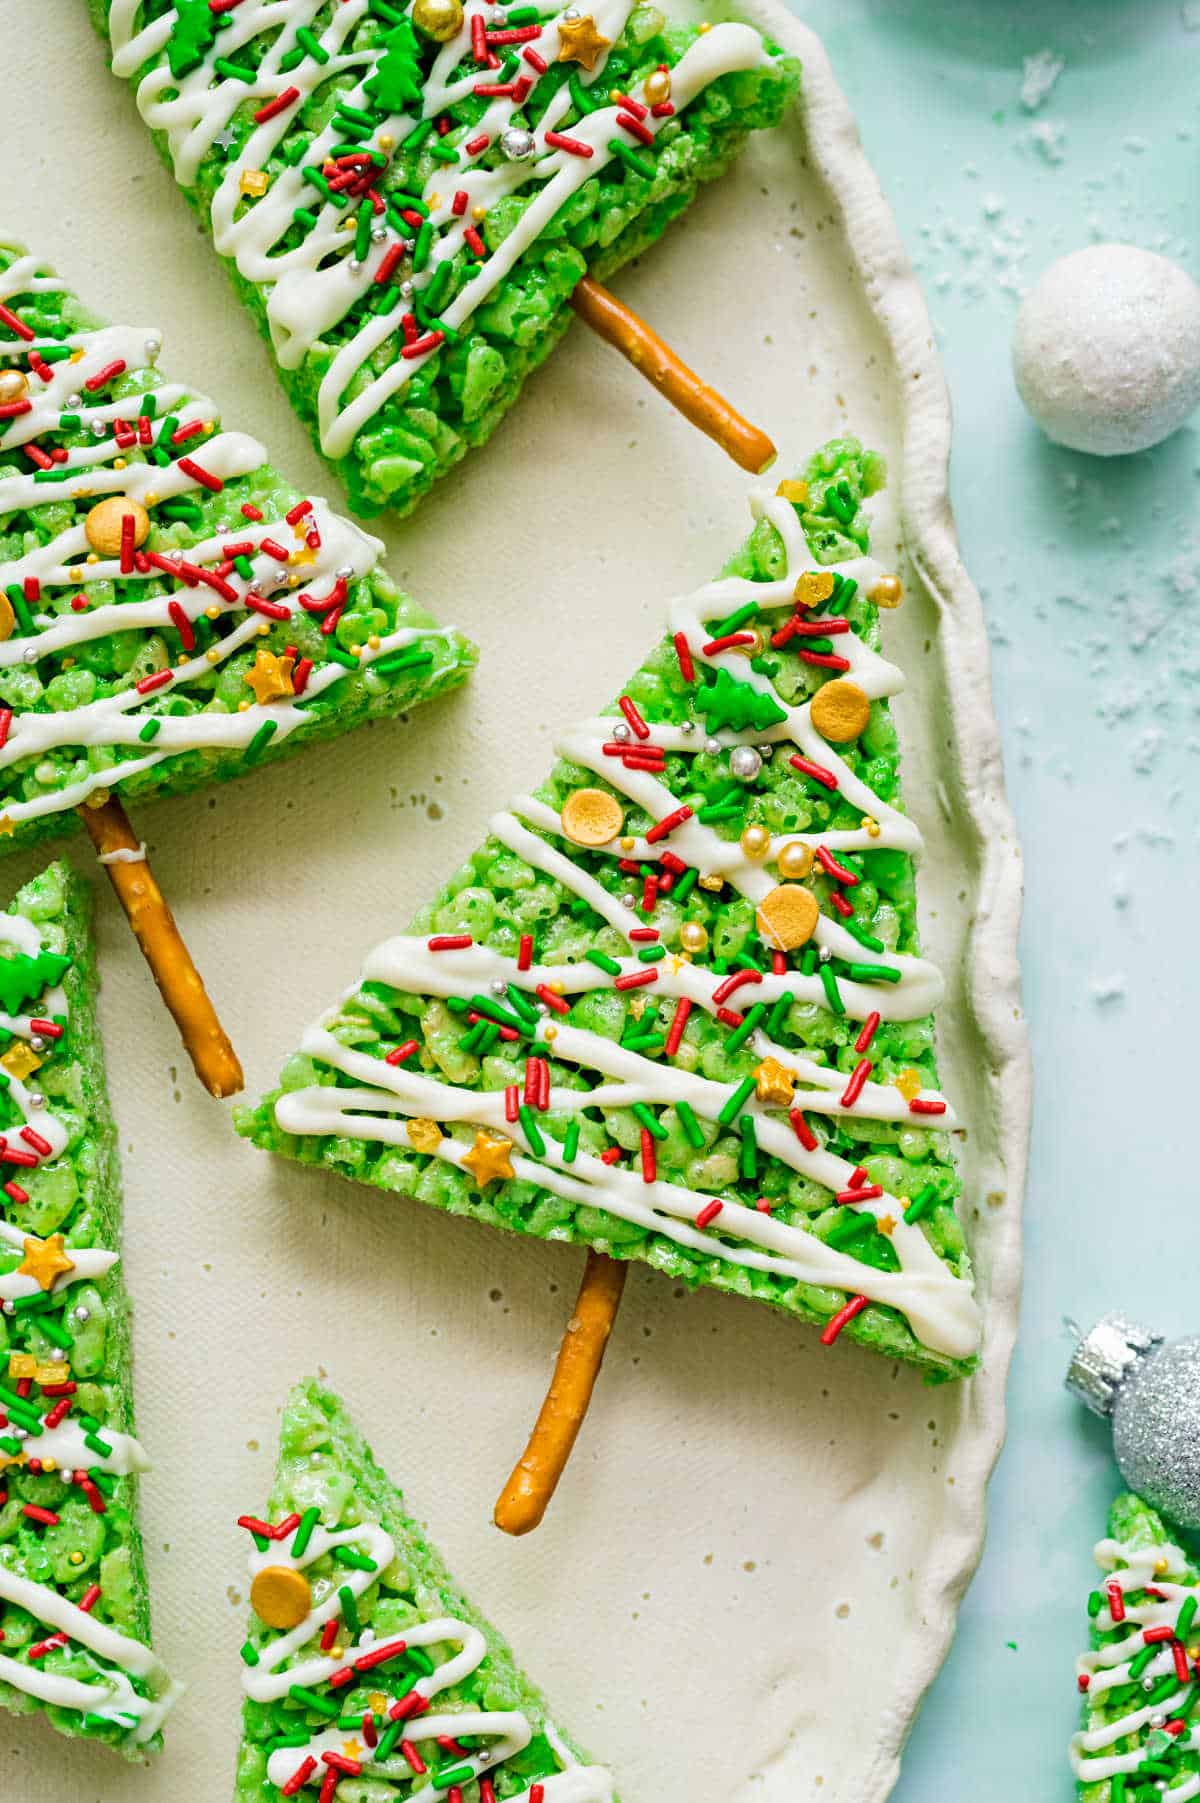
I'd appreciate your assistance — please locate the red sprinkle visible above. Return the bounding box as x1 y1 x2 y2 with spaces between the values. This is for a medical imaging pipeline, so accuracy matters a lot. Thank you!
839 1061 872 1108
384 1040 418 1068
0 709 10 752
628 927 659 942
820 1293 871 1346
829 891 853 918
79 1584 101 1614
29 1019 62 1040
465 132 490 155
523 46 548 71
22 1504 59 1526
640 1129 656 1184
646 805 693 844
291 657 313 696
0 303 34 341
618 695 650 740
354 1636 409 1673
535 984 569 1016
254 86 301 124
284 499 312 526
471 11 488 60
401 331 445 361
696 1200 724 1230
616 110 655 145
3 1183 27 1206
428 934 472 951
135 670 173 695
0 398 31 420
374 242 406 287
789 754 838 790
177 455 223 493
789 1108 818 1151
711 968 762 1005
836 1184 883 1205
1076 1672 1090 1692
320 1618 340 1652
855 1012 880 1054
615 968 658 991
544 129 594 157
517 933 534 971
664 997 691 1057
702 630 757 656
505 1085 519 1124
908 1097 947 1116
599 1146 623 1166
672 630 696 682
19 1127 51 1155
815 845 859 886
464 226 486 258
84 358 127 392
323 1751 363 1777
167 600 195 650
399 1740 427 1775
281 1759 318 1798
801 650 852 672
362 1712 379 1749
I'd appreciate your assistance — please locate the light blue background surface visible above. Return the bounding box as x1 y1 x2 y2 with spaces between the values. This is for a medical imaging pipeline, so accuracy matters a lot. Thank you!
790 2 1200 1795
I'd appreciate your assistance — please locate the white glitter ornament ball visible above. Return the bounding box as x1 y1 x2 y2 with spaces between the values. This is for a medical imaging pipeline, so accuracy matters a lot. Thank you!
1067 1314 1200 1530
1013 245 1200 455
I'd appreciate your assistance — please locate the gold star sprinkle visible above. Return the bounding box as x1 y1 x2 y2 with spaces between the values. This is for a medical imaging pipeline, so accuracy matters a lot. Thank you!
1 1041 42 1080
243 646 296 706
407 1117 443 1155
369 1693 388 1715
894 1068 923 1103
240 169 270 198
461 1130 516 1188
342 1740 363 1762
752 1057 795 1108
556 12 611 68
17 1233 76 1294
876 1214 896 1237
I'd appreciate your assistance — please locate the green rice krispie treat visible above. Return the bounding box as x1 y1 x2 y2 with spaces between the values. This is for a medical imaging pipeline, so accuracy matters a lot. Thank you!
1073 1493 1200 1799
240 442 980 1378
0 244 474 858
235 1380 617 1801
0 861 179 1756
93 0 800 517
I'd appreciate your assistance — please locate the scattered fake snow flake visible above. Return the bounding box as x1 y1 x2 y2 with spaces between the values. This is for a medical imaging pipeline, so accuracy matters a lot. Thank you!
1090 976 1126 1006
1021 49 1065 112
1029 120 1067 165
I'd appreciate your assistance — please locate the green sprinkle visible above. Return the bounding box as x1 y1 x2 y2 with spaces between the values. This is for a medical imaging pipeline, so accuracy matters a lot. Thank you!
335 101 379 128
636 944 666 963
842 918 886 952
766 993 792 1039
607 138 655 179
84 1432 114 1457
506 4 543 19
37 1316 72 1349
288 1684 340 1718
1146 1673 1179 1706
672 868 699 904
239 1640 260 1667
723 1003 766 1056
719 1076 756 1126
332 1546 377 1572
623 1032 665 1054
326 645 360 669
436 1768 474 1790
586 949 621 975
403 119 434 152
138 719 161 742
631 1103 668 1141
738 1112 757 1179
1086 1589 1103 1619
903 1183 937 1225
845 961 902 985
563 1119 580 1163
278 45 305 72
389 192 429 216
827 1209 876 1250
430 141 460 164
506 984 539 1025
88 1469 117 1498
375 1719 404 1762
469 994 524 1033
5 585 34 634
1128 1644 1157 1680
710 601 760 637
213 56 255 81
412 222 434 271
676 1100 705 1148
697 803 743 824
338 1585 360 1636
568 70 597 116
819 962 845 1016
1178 1595 1197 1641
373 646 435 677
372 284 405 315
267 1733 313 1752
291 1506 320 1558
457 1024 486 1055
1110 1780 1126 1803
0 1435 24 1457
244 720 277 764
406 1647 434 1676
518 1105 546 1157
58 413 81 431
355 198 373 262
296 24 330 61
283 135 311 166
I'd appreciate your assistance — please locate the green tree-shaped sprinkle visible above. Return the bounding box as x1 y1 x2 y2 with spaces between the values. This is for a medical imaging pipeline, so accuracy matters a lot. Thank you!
364 19 426 113
167 0 216 80
0 949 70 1017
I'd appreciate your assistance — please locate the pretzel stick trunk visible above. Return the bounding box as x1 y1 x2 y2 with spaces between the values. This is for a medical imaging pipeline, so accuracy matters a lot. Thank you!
571 276 777 476
494 1249 628 1536
78 797 244 1099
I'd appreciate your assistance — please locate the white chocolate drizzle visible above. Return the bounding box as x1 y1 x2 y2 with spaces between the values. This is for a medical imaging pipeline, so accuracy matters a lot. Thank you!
274 491 980 1361
107 0 770 459
0 253 461 830
243 1513 613 1797
1072 1533 1200 1795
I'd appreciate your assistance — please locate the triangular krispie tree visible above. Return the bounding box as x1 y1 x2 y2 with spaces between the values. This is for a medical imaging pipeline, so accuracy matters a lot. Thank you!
1073 1493 1200 1800
240 439 980 1529
95 0 799 515
0 244 475 1093
234 1380 617 1801
0 861 180 1755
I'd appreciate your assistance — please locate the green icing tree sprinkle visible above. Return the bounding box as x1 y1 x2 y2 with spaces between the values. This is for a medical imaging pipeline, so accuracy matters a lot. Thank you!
698 667 788 735
364 20 425 113
0 949 71 1016
167 0 217 79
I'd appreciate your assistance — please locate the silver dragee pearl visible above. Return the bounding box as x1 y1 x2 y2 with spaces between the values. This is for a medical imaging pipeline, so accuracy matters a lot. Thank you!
500 127 535 161
612 722 631 743
703 737 722 757
730 745 762 782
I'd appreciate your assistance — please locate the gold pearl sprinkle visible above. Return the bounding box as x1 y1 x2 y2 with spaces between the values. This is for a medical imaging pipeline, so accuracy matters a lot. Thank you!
205 605 221 620
206 649 221 664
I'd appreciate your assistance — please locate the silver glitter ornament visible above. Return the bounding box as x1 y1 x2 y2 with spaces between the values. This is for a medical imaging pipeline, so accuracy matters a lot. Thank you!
1067 1314 1200 1531
500 127 535 162
729 745 762 782
703 736 722 757
612 721 631 744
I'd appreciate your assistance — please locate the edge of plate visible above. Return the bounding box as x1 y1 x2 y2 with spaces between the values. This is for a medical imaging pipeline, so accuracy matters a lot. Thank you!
727 5 1032 1794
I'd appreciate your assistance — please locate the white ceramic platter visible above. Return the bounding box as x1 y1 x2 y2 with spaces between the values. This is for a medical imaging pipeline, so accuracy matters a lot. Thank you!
3 5 1028 1800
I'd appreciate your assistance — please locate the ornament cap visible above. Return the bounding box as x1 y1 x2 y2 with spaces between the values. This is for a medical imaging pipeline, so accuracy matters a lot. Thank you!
1065 1313 1163 1418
